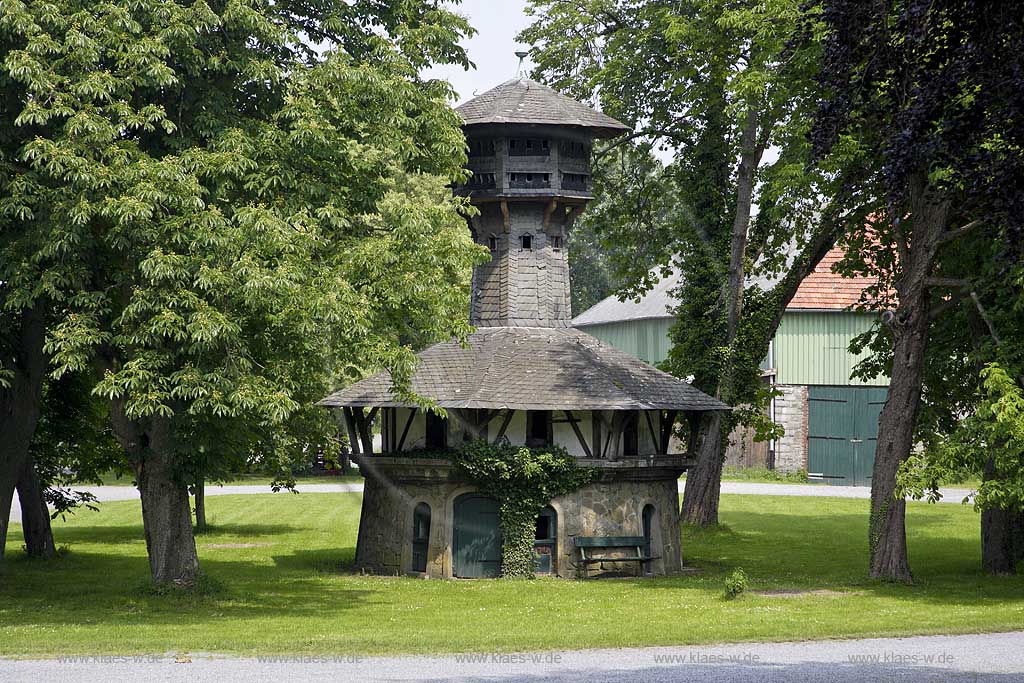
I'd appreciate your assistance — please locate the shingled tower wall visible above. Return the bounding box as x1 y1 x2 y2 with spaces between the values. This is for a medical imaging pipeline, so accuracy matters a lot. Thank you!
455 79 627 327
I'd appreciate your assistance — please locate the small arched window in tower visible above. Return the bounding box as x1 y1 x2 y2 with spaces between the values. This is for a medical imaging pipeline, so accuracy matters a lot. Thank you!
487 235 498 252
550 235 563 250
412 502 431 573
520 234 533 251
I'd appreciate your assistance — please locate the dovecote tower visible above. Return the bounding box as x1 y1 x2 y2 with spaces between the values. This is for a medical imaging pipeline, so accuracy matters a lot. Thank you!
454 79 628 327
321 75 728 581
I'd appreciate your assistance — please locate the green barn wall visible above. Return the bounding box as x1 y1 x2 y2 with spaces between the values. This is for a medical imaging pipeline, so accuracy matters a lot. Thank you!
773 312 886 386
578 318 675 366
579 311 888 387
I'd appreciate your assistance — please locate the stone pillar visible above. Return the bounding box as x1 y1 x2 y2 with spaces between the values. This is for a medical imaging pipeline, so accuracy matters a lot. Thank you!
774 385 808 473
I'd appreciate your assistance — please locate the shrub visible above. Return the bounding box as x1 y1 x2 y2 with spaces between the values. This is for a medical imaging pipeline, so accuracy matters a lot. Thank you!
724 568 748 599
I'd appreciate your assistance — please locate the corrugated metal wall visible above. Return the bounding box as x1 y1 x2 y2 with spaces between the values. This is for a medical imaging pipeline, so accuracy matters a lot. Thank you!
773 312 886 386
579 311 888 387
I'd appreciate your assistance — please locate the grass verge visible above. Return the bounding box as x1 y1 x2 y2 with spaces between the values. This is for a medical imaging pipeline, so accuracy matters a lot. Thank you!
2 492 1022 656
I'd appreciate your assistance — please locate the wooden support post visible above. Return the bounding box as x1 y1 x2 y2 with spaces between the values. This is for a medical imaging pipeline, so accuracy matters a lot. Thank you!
610 412 624 460
543 198 558 232
660 410 678 454
342 407 361 456
493 409 514 444
355 407 374 455
397 408 417 452
644 411 659 455
592 410 602 459
500 200 510 232
563 410 592 458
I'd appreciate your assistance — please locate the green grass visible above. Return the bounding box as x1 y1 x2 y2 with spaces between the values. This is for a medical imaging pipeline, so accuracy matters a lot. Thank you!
719 466 813 484
680 466 815 484
79 470 364 487
2 492 1023 657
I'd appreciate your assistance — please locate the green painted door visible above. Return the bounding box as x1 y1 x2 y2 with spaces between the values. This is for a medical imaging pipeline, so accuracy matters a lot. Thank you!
808 386 888 486
453 494 502 578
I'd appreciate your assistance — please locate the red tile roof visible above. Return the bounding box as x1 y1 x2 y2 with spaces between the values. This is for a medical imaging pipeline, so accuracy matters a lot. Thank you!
787 248 878 310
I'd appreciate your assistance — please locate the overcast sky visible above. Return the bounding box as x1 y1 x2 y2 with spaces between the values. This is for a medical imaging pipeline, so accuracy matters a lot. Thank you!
422 0 534 105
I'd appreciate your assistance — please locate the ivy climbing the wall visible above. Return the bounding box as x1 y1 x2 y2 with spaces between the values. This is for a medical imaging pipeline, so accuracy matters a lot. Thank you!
451 441 597 579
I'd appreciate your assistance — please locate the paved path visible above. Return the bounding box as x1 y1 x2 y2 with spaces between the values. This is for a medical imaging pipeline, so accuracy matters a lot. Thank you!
2 631 1022 682
7 480 974 524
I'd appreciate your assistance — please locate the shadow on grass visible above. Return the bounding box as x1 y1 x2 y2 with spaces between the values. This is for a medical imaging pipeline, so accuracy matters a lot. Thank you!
50 523 301 545
271 547 357 574
0 551 375 628
633 509 1024 607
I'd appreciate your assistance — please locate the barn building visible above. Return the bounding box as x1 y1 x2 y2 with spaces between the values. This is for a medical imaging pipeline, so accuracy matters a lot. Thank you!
573 250 889 486
320 78 728 578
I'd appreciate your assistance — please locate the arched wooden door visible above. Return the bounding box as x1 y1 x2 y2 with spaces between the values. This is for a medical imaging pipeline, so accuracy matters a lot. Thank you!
453 494 502 578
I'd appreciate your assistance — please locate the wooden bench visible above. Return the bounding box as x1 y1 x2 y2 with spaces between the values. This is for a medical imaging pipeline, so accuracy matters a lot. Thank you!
574 536 659 578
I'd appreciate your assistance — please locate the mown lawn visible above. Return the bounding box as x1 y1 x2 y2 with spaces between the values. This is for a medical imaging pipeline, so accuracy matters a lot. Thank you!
79 471 364 487
1 492 1022 657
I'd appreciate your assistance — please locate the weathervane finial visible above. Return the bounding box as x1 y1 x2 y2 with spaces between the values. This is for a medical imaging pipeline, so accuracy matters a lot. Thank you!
514 50 529 78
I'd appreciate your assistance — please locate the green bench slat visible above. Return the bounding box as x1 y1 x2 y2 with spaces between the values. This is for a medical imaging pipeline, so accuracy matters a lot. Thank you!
574 536 647 548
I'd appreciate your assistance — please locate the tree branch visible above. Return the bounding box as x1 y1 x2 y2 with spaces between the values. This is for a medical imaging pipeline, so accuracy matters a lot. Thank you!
937 219 983 245
923 277 970 288
594 128 689 162
969 291 1001 344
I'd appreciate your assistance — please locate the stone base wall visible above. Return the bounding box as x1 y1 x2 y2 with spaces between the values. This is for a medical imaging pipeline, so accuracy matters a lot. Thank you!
774 384 808 473
353 458 683 579
553 477 681 577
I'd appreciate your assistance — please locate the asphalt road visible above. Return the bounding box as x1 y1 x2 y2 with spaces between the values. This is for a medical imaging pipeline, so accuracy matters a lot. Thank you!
6 480 975 524
2 632 1022 682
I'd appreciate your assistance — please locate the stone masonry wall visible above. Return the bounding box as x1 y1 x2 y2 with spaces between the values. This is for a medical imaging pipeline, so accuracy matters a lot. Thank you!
774 384 808 473
354 464 683 579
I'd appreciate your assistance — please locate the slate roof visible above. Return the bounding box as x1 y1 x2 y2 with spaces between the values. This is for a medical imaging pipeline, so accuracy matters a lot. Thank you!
320 326 727 412
573 248 879 327
456 78 629 138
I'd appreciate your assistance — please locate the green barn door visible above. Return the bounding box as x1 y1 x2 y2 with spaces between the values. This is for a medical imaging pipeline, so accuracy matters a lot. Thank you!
453 494 502 578
856 388 889 486
808 387 888 486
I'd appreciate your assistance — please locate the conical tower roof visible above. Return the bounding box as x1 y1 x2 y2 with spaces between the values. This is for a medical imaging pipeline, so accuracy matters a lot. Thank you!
456 78 628 138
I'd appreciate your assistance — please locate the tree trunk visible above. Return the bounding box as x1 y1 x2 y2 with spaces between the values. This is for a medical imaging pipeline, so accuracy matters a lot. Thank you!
0 469 15 559
868 178 949 584
981 507 1023 575
868 305 927 583
681 112 764 528
681 412 725 526
0 304 47 560
193 476 207 530
110 403 199 586
16 454 56 559
980 452 1024 575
